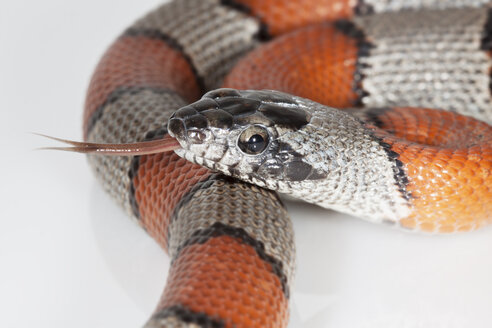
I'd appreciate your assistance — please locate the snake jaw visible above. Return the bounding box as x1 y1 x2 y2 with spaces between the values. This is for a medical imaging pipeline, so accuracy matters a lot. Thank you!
168 89 332 185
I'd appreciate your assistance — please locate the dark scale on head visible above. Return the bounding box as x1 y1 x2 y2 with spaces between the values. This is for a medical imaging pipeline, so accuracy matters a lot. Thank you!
243 89 298 104
258 103 309 129
168 118 186 139
197 88 311 129
184 114 208 130
246 141 327 182
191 98 219 112
201 109 233 129
284 161 313 181
203 88 242 99
172 106 198 119
215 96 261 117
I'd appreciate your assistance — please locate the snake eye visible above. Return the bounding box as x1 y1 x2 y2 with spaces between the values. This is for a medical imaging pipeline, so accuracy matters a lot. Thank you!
238 125 270 155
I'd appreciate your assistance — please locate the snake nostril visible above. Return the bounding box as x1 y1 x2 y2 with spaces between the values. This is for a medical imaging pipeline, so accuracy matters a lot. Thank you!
168 118 186 139
187 129 207 143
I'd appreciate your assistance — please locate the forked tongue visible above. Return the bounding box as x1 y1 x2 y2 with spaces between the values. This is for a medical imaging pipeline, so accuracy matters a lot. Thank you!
35 133 181 156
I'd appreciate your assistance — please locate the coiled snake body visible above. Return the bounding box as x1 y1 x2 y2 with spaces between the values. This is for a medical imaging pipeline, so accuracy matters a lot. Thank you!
82 1 492 327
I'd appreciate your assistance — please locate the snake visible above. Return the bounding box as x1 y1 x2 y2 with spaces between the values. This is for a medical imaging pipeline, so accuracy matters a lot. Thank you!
68 0 492 327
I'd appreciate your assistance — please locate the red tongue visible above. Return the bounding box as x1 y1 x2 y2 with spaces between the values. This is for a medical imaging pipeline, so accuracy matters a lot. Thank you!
36 133 181 156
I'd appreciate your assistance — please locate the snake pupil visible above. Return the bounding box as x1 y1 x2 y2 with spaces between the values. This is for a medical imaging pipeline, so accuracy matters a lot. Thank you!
247 134 265 153
238 126 270 155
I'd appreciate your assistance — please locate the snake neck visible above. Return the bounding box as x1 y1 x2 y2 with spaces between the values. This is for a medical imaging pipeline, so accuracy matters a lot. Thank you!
270 102 412 224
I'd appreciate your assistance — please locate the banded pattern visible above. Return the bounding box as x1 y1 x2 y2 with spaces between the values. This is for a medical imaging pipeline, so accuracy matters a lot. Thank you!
167 175 295 285
88 89 185 219
169 92 492 232
360 0 489 13
223 23 365 108
217 0 490 35
127 0 260 89
355 7 492 122
82 0 492 327
84 36 200 136
143 176 293 327
219 5 492 232
83 0 296 326
170 93 413 225
365 107 492 232
225 6 492 124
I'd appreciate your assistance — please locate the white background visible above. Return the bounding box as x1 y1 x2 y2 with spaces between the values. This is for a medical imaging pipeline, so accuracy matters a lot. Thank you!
1 1 491 327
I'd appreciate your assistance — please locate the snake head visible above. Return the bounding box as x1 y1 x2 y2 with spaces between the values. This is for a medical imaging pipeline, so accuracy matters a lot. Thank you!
168 88 332 189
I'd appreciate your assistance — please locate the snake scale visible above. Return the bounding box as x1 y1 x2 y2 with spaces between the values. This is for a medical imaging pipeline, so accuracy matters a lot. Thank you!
77 0 492 327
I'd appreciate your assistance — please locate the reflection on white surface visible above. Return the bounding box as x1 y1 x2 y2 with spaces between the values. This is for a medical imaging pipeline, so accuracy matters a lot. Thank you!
286 201 492 328
1 0 492 327
89 185 168 315
88 183 492 328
